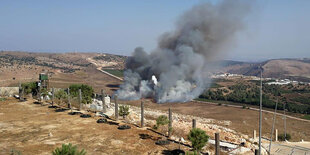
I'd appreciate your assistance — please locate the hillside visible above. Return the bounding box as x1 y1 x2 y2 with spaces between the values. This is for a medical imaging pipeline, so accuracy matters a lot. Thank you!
0 51 126 94
221 58 310 82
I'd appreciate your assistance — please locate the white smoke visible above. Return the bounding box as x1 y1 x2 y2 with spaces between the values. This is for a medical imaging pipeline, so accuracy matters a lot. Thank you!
116 0 253 103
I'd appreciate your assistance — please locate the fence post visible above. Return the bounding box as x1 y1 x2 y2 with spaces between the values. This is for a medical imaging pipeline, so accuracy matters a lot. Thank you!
275 129 278 142
78 89 82 111
101 89 106 113
254 149 259 155
141 101 144 128
38 83 41 102
115 95 118 121
192 119 196 129
215 133 220 155
168 108 172 137
253 130 257 140
52 87 55 106
19 82 23 101
67 88 71 109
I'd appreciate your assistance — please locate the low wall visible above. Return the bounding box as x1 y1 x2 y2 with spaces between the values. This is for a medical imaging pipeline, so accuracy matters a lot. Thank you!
0 87 19 97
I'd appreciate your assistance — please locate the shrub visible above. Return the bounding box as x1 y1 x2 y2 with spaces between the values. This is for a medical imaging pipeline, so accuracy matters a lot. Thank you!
278 133 291 141
119 105 130 119
188 128 209 152
10 149 22 155
186 151 198 155
154 115 169 130
69 84 94 104
22 82 37 95
242 105 246 109
52 143 86 155
55 89 68 104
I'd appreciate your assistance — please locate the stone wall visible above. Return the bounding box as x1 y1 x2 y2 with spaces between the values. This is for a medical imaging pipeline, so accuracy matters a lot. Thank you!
0 87 19 97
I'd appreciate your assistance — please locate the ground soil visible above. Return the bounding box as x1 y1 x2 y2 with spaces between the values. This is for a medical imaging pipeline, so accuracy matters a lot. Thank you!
0 98 188 155
118 99 310 142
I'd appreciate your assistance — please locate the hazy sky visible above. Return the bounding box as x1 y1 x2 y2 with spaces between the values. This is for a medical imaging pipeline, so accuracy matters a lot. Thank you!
0 0 310 61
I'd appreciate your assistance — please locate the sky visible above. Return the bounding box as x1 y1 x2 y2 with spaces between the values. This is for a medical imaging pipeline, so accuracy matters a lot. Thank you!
0 0 310 61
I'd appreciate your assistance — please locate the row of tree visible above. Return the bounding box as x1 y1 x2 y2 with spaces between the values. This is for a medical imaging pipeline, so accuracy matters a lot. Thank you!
199 83 310 114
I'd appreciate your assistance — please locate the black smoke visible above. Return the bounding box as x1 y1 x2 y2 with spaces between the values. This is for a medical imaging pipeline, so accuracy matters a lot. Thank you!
117 0 253 103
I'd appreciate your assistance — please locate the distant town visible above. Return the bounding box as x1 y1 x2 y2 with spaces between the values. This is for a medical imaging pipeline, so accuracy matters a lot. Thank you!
212 73 310 85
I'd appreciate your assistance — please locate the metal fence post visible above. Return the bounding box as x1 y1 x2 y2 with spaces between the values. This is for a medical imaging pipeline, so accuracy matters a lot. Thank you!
67 88 71 109
52 87 55 106
168 108 172 137
115 95 118 121
215 133 220 155
101 89 106 113
141 101 144 128
78 89 82 111
192 119 196 129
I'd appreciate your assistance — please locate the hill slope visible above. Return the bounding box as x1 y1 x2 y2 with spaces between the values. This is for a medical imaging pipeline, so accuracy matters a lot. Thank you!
221 58 310 82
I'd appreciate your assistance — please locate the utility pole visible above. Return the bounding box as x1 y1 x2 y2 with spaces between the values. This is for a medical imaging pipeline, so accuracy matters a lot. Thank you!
259 66 263 155
268 98 278 154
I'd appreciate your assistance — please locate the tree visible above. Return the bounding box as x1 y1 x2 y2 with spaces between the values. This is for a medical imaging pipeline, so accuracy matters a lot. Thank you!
52 143 86 155
119 105 130 119
188 128 209 153
69 84 94 104
55 89 68 105
154 115 169 130
278 133 291 141
22 82 37 95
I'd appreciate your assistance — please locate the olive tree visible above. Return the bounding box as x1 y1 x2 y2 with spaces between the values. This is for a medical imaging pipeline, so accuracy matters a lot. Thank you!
119 105 130 119
188 128 209 153
154 115 169 130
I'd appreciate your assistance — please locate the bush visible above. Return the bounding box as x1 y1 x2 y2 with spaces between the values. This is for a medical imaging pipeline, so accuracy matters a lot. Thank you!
186 151 198 155
52 143 86 155
10 149 22 155
55 89 68 104
119 105 130 119
278 133 291 141
22 82 37 95
188 128 209 152
154 115 169 130
242 105 246 109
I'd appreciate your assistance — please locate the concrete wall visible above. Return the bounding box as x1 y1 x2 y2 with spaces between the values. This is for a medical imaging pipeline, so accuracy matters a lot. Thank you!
0 87 19 97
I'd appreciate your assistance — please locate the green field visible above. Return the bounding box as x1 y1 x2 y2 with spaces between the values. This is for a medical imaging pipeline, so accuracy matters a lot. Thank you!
103 69 124 77
302 115 310 120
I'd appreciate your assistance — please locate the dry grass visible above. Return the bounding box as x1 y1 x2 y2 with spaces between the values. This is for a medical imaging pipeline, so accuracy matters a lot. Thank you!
0 99 188 155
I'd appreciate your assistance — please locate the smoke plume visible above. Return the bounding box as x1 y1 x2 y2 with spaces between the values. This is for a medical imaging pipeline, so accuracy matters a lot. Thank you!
117 0 253 103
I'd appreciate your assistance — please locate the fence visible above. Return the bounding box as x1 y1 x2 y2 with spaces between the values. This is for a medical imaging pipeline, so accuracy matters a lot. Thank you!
0 87 19 96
